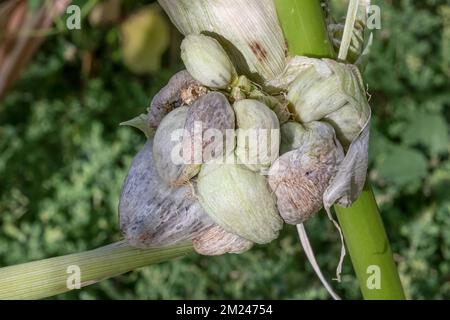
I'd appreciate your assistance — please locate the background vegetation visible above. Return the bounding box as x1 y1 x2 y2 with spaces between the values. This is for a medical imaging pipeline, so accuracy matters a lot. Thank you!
0 0 449 299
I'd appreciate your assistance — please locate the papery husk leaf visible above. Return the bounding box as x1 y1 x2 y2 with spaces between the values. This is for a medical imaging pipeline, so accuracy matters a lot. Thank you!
196 162 283 244
297 223 341 300
158 0 286 82
324 113 371 210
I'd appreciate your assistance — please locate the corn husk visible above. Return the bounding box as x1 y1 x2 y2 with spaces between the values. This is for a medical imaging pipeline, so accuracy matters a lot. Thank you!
181 34 236 89
287 59 356 122
268 122 345 224
234 99 280 172
153 106 201 185
119 140 214 247
184 92 236 164
271 56 372 210
285 58 370 147
267 56 327 92
158 0 286 82
196 162 282 244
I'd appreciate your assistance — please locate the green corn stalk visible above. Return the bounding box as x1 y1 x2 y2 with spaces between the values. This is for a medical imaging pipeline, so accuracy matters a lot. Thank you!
0 0 406 301
0 241 193 300
274 0 405 300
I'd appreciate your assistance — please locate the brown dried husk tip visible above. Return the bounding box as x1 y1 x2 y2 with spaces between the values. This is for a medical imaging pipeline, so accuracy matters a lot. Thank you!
148 70 207 130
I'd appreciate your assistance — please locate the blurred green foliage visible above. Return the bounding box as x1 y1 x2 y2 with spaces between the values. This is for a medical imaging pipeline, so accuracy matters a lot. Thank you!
0 0 449 299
